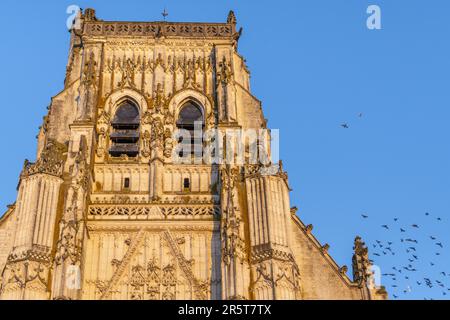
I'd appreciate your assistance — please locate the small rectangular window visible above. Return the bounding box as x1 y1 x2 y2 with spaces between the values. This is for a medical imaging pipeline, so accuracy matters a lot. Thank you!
183 178 190 192
124 178 130 189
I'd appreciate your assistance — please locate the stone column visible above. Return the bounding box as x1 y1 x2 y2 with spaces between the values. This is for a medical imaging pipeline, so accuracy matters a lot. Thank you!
244 164 301 300
149 117 165 201
0 140 66 300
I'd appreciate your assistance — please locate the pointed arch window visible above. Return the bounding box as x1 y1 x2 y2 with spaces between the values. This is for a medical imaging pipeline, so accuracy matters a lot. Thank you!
177 101 204 157
109 101 140 158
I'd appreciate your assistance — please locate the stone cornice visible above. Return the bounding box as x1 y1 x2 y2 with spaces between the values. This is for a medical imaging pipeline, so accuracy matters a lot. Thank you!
83 21 235 39
86 220 219 232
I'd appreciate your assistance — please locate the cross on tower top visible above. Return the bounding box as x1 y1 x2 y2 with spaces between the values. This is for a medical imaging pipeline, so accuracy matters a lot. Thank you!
161 8 169 21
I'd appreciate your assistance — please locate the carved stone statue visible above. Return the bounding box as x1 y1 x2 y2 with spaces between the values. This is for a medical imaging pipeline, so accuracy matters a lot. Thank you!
82 52 97 88
141 130 151 158
163 128 173 158
216 57 233 86
153 83 166 113
97 127 107 158
150 117 164 147
118 58 136 89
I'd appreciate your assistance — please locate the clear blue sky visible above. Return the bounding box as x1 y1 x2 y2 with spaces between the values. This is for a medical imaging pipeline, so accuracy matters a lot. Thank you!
1 0 449 300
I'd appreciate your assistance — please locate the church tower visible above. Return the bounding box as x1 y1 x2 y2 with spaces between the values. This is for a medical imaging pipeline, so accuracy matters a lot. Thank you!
0 9 387 300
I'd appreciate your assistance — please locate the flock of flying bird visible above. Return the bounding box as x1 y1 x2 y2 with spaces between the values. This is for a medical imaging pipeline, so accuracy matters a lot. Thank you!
340 113 448 300
341 113 450 300
360 212 448 300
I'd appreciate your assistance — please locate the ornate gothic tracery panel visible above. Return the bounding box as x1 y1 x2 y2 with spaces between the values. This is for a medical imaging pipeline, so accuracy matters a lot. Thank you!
81 228 221 300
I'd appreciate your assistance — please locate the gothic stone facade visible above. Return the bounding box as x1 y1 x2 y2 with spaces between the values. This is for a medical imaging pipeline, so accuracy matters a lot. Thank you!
0 9 387 300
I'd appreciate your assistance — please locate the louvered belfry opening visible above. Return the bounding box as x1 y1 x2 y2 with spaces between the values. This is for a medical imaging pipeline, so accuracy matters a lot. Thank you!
109 101 140 158
176 102 204 157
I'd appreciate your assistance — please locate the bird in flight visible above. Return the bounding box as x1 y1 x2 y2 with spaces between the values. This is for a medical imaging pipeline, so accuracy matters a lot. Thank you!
400 228 406 233
361 214 369 219
430 236 437 240
436 243 443 248
341 123 349 129
382 225 389 230
382 273 395 277
412 224 420 229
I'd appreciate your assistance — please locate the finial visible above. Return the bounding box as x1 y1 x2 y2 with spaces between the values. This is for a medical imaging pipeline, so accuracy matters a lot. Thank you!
162 8 169 21
353 236 368 256
83 8 97 21
227 10 237 25
352 236 371 285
